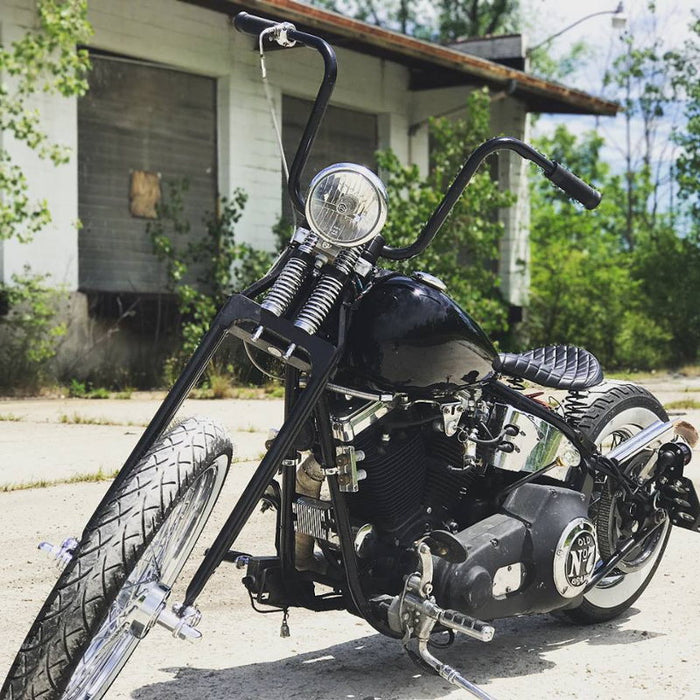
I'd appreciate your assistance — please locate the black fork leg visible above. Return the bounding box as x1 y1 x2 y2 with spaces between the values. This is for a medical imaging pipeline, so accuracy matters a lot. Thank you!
80 301 237 537
182 345 339 609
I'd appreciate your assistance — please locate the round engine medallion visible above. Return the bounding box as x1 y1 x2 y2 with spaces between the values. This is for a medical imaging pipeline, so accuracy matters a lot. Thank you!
553 518 598 598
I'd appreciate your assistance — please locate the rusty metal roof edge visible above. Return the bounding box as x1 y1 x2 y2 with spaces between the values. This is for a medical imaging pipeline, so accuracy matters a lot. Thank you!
204 0 620 116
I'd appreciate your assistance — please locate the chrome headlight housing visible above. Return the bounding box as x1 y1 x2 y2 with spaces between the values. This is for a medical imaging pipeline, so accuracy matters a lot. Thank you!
305 163 388 248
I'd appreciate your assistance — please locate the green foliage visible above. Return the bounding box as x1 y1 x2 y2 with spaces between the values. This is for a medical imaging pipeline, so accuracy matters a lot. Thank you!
378 88 511 336
0 267 68 390
67 379 110 398
309 0 518 41
0 0 92 242
147 181 274 381
671 14 700 229
632 230 700 365
527 126 672 370
528 41 591 82
437 0 519 42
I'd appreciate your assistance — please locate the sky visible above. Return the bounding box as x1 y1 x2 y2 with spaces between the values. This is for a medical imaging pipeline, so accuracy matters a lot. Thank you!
522 0 697 191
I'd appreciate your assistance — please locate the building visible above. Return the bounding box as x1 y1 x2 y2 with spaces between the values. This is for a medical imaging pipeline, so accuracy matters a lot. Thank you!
0 0 619 372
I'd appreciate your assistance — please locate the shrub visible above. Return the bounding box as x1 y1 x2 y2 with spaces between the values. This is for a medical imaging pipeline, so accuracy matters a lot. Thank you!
0 267 67 391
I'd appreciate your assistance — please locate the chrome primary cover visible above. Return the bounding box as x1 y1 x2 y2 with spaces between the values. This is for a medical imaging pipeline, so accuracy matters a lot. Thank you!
553 518 598 598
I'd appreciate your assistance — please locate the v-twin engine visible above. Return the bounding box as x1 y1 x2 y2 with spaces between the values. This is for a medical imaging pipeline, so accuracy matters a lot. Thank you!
431 483 597 619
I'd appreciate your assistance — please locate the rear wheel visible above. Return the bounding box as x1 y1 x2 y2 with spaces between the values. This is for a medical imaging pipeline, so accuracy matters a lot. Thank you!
562 382 670 624
1 416 233 700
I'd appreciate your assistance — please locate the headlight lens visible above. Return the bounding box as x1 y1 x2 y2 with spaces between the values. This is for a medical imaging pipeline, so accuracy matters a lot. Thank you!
305 163 388 247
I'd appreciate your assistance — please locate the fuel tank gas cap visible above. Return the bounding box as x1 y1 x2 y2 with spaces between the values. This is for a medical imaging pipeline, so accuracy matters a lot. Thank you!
412 271 447 292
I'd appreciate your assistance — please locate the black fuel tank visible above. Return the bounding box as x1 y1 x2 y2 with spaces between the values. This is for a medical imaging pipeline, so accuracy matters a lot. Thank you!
342 273 497 395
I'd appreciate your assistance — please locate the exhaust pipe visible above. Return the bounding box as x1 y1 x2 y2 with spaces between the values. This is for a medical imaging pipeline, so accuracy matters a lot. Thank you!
604 419 698 476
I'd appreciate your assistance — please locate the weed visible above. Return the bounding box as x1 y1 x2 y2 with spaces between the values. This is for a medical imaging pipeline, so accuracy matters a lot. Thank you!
68 378 87 397
677 365 700 378
664 399 700 411
68 380 111 399
0 413 23 421
88 387 110 399
59 412 111 425
57 413 146 427
113 389 133 400
1 467 119 492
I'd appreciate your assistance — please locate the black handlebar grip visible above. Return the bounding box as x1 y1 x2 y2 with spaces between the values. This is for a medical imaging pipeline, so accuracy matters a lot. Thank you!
233 11 280 36
545 162 602 210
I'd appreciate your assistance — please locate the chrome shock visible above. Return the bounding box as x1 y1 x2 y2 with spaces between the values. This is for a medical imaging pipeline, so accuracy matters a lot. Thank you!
261 231 318 317
294 247 361 335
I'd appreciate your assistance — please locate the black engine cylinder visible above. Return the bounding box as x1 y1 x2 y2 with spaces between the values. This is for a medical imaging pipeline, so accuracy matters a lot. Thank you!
432 483 595 619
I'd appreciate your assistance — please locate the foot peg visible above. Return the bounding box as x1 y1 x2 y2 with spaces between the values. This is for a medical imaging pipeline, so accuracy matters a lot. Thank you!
403 594 494 643
38 537 78 567
157 603 203 642
392 539 496 699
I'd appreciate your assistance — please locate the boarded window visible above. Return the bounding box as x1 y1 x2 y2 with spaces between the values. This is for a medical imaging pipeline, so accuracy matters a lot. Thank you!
78 54 217 294
281 96 378 221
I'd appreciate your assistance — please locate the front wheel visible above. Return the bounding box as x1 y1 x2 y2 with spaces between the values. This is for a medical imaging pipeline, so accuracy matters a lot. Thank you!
1 416 233 700
562 382 670 625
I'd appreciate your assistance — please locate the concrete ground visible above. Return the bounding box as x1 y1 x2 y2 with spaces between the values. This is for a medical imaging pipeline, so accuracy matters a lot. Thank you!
1 377 699 699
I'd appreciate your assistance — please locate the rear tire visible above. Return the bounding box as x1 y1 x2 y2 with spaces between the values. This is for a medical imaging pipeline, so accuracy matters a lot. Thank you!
561 382 670 625
1 416 233 700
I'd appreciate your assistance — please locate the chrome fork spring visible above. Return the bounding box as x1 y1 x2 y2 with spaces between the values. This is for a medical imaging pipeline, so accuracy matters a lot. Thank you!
261 232 318 317
294 248 360 336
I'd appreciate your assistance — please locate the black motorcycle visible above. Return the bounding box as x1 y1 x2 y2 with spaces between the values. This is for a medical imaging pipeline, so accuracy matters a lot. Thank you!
3 13 699 700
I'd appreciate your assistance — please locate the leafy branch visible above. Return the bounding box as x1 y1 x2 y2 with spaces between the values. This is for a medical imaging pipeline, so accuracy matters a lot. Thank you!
0 0 92 242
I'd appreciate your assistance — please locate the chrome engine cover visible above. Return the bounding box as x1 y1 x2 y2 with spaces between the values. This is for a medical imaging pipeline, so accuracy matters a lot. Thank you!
552 518 598 598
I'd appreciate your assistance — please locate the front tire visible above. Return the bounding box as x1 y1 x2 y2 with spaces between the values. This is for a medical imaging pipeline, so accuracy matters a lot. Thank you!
562 382 670 624
1 417 233 700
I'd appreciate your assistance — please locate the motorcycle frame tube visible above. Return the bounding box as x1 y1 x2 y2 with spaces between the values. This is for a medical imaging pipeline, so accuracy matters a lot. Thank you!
314 395 402 639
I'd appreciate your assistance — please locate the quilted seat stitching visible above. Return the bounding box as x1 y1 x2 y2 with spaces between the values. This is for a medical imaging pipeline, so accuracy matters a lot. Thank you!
495 345 603 390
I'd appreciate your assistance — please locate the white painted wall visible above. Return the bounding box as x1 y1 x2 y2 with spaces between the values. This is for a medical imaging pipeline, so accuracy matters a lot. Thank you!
1 0 529 308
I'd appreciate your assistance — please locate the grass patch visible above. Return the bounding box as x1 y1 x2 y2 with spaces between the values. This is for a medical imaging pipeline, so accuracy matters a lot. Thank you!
59 412 115 426
0 413 23 421
606 370 660 381
607 365 700 381
677 365 700 378
58 413 147 427
664 399 700 411
113 390 133 400
1 467 119 492
191 381 284 400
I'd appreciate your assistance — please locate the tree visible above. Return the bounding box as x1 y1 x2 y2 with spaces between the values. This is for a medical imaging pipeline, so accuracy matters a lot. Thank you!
527 126 672 369
377 88 512 336
437 0 519 43
602 2 681 249
0 0 91 243
310 0 518 41
672 13 700 230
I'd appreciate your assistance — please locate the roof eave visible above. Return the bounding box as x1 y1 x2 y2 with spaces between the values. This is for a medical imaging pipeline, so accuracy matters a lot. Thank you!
187 0 620 116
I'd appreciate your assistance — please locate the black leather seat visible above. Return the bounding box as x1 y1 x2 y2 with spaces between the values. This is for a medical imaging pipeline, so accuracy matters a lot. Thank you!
493 345 603 391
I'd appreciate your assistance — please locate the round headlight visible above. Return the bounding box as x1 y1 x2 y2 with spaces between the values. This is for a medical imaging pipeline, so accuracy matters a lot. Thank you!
305 163 388 248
